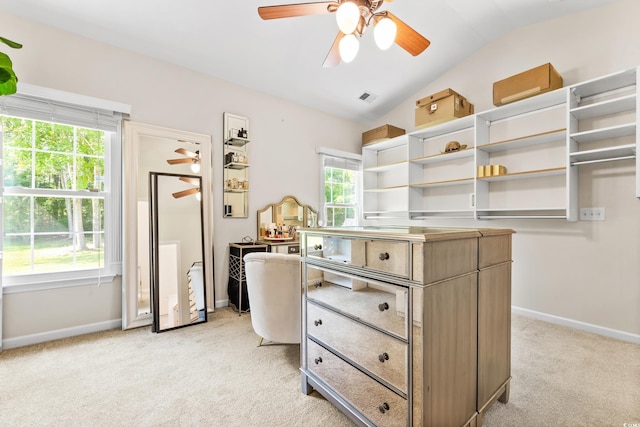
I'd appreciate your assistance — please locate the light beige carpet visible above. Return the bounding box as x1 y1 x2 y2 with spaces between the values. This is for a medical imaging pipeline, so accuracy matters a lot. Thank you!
1 308 638 427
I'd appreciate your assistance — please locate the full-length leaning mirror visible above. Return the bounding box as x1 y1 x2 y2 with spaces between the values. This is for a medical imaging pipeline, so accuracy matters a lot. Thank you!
150 172 206 332
122 121 214 330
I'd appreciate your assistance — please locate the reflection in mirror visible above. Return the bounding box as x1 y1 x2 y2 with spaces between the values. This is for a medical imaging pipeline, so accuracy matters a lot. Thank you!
123 121 213 331
150 172 206 332
136 138 203 317
257 205 273 239
308 209 317 227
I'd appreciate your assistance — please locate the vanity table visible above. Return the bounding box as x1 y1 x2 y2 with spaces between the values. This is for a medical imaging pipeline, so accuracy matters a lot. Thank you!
225 196 316 314
299 226 514 427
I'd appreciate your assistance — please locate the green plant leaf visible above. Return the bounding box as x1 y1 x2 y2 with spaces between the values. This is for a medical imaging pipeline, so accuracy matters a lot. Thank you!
0 52 18 95
0 36 22 49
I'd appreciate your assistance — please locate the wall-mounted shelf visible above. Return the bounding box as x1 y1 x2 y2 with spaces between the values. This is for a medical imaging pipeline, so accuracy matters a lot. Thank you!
570 123 636 144
223 112 251 218
411 177 474 188
224 162 249 170
570 144 636 165
361 66 639 221
363 160 407 173
225 136 250 147
478 167 566 182
410 148 474 164
476 128 566 152
568 67 639 199
362 135 409 219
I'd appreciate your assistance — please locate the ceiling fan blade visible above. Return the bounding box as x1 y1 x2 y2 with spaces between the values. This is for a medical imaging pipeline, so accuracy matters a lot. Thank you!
179 176 201 186
175 148 198 158
386 12 430 56
172 188 200 199
167 158 194 165
322 31 344 68
258 2 336 20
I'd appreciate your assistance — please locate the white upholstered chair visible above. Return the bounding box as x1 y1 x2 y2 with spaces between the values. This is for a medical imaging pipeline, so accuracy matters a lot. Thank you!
243 252 301 345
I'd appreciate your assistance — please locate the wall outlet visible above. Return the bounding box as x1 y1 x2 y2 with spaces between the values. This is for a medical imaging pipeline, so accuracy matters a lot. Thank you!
580 207 606 221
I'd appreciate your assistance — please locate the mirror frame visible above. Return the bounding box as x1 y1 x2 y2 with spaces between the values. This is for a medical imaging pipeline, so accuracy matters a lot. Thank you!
122 121 214 330
257 195 317 240
149 172 206 332
222 112 250 218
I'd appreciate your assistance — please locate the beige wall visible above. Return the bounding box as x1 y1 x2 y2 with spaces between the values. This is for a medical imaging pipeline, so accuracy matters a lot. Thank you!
0 11 362 345
374 0 640 339
2 0 639 346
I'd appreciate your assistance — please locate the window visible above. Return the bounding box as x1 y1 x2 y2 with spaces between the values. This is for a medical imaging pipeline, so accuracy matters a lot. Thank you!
318 148 362 227
1 84 129 288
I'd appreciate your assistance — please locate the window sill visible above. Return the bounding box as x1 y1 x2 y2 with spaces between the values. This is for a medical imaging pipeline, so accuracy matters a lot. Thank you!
2 273 118 294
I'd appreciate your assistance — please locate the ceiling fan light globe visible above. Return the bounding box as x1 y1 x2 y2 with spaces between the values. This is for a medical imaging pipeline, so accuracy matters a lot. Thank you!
374 17 397 50
339 33 359 63
191 162 200 173
336 2 360 34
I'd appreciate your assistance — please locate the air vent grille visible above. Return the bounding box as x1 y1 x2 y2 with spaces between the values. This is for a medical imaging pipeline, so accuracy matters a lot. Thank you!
359 91 377 103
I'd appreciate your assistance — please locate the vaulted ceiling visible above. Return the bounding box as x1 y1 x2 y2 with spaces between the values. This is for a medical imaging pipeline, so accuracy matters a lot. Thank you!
0 0 620 123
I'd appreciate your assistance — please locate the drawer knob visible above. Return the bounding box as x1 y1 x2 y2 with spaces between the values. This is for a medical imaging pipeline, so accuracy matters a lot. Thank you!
314 357 323 365
314 319 323 326
378 402 390 414
378 302 389 312
314 244 323 250
378 252 390 261
378 352 389 363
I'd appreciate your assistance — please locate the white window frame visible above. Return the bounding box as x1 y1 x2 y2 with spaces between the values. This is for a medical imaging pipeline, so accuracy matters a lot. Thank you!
316 146 362 227
1 84 130 293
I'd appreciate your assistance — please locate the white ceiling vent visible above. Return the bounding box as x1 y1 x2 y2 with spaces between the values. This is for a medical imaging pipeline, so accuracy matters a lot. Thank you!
358 91 378 103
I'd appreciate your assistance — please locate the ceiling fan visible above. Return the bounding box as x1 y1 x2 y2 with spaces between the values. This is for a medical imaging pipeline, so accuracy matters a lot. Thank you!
258 0 430 67
172 176 201 199
167 148 201 173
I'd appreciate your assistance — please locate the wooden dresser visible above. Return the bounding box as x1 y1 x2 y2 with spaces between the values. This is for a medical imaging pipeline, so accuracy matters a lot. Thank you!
299 226 514 427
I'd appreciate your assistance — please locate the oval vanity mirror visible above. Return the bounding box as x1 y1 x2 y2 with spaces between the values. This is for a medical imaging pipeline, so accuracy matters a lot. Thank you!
257 195 317 241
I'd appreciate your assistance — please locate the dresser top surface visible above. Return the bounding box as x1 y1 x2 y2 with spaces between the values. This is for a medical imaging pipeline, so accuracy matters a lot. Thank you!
299 226 514 241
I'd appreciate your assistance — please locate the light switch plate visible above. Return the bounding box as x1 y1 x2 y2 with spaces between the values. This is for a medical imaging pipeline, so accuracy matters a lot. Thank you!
580 207 605 221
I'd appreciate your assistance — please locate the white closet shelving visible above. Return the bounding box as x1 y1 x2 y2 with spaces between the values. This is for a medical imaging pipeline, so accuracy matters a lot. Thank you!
362 135 410 219
361 66 639 221
568 67 639 198
475 89 570 219
408 115 475 219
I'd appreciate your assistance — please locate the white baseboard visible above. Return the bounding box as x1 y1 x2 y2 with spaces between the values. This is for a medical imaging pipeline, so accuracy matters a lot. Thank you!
3 301 232 350
2 319 122 350
215 299 229 309
512 306 640 345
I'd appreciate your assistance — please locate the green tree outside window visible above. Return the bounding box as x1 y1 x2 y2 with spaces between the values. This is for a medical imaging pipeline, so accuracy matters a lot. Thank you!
2 116 106 275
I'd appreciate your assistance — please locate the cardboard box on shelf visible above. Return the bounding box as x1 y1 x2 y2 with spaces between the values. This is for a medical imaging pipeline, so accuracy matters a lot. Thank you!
493 63 563 106
362 124 406 146
415 88 474 129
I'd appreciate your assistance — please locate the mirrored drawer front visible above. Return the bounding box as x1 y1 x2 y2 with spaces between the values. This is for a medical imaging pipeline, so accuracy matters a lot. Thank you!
307 339 407 427
353 239 409 278
305 235 409 278
307 302 407 393
306 265 408 339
